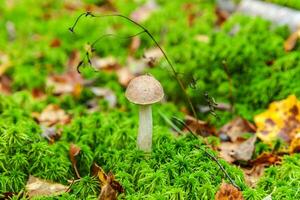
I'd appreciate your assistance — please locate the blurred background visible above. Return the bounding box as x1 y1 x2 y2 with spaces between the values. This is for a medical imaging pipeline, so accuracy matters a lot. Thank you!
0 0 299 126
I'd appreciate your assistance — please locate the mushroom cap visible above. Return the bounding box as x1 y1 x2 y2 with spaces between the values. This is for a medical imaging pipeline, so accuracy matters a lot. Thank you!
125 75 164 105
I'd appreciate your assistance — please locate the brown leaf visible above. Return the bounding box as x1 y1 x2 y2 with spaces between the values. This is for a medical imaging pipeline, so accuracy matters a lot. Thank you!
50 38 61 48
116 67 135 87
91 56 120 72
26 175 68 198
143 47 164 64
284 30 300 52
129 36 141 55
250 152 281 166
184 115 216 137
243 153 281 187
92 163 124 200
242 165 265 187
219 117 256 142
90 87 117 108
0 75 11 94
215 182 244 200
219 136 257 163
46 51 83 96
130 0 158 23
33 104 71 126
70 143 81 179
215 7 230 26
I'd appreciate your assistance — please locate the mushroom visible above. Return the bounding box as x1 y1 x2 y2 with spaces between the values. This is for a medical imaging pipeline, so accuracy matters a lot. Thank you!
125 75 164 152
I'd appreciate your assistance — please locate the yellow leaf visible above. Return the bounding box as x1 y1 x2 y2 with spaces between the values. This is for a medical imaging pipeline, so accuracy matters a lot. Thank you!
254 95 300 143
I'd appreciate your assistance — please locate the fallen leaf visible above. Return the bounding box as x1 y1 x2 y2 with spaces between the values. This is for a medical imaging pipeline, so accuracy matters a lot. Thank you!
129 36 141 55
250 152 281 166
90 87 117 108
232 136 257 161
215 6 230 26
92 163 124 200
184 115 216 137
290 133 300 153
47 51 84 96
254 95 300 143
116 67 134 87
70 143 81 179
284 30 300 52
219 136 257 163
0 75 11 94
26 175 68 198
182 3 202 27
91 56 120 72
33 104 71 126
143 47 164 63
31 88 46 99
242 165 265 187
219 117 256 142
50 38 61 48
215 182 244 200
40 125 60 143
130 0 158 23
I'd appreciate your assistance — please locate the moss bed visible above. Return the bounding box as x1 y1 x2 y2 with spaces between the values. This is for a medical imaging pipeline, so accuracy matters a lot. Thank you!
1 0 300 199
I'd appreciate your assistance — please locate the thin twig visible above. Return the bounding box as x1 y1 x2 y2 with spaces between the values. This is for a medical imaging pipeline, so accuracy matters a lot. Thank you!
69 12 198 120
172 117 241 190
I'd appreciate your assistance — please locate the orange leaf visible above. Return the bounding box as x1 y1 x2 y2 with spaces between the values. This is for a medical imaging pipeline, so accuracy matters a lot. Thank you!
215 182 244 200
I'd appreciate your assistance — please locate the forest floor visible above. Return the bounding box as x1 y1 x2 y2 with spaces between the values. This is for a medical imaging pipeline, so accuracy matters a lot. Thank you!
1 0 300 199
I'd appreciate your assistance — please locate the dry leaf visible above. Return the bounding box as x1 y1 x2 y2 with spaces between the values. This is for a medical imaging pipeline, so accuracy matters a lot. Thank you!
290 133 300 153
284 30 300 52
215 182 244 200
129 36 141 55
70 143 81 179
26 175 68 198
91 56 120 72
92 163 124 200
184 115 216 137
143 47 164 62
219 117 256 142
33 104 71 126
90 87 117 108
250 152 281 166
242 165 265 187
215 7 230 26
254 95 300 143
0 75 11 94
50 38 61 48
130 0 158 23
232 136 257 161
47 51 83 96
219 136 257 163
116 67 134 87
40 125 59 143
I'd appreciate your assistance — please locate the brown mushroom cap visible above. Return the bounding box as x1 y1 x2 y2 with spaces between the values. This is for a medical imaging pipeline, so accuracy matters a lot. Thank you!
125 75 164 105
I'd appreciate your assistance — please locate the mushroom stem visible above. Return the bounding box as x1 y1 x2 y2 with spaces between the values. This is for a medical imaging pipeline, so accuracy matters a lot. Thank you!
137 105 152 152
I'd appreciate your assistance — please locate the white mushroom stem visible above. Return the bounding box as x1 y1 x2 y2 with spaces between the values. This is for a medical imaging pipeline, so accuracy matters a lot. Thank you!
137 105 152 152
